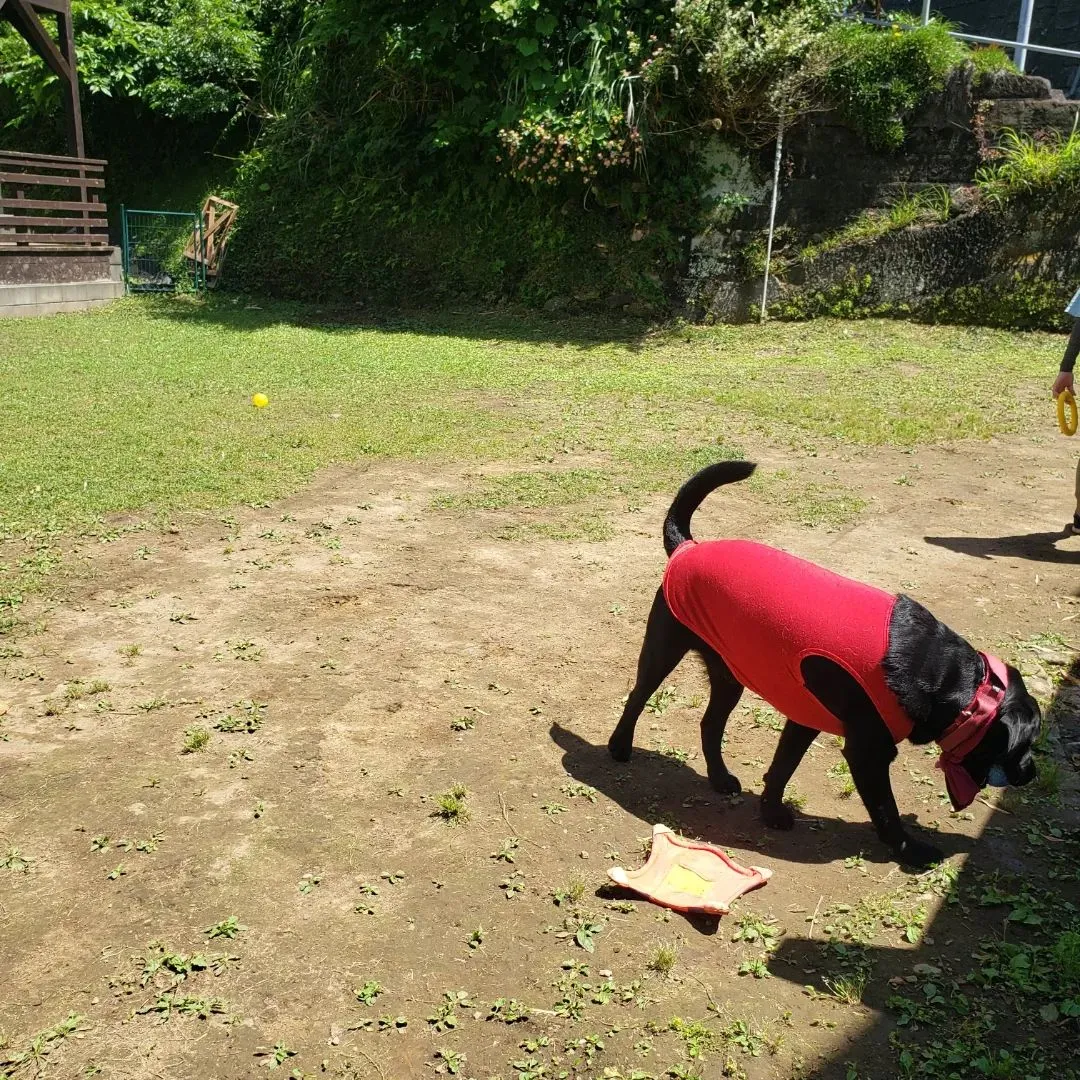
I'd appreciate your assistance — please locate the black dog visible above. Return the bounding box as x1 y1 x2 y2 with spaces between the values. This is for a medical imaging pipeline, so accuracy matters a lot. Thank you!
609 462 1041 868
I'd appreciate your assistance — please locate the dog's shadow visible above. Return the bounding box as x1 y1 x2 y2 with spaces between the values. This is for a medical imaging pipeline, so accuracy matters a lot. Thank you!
550 721 969 888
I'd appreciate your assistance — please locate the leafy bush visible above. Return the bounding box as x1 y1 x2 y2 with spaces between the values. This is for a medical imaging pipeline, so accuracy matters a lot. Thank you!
976 128 1080 203
822 19 967 150
968 44 1018 76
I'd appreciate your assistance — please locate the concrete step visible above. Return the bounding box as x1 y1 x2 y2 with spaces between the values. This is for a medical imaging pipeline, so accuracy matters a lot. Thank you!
0 279 124 318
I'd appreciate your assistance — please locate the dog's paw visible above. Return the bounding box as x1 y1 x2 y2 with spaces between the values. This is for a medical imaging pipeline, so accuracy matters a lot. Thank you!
760 799 795 831
608 737 633 763
709 770 742 796
896 838 943 869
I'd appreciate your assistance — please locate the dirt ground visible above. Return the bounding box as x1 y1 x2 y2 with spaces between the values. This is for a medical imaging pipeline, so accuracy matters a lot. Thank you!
2 432 1078 1080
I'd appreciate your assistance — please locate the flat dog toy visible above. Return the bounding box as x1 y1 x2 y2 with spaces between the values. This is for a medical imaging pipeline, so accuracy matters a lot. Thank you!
1058 390 1077 436
607 824 771 916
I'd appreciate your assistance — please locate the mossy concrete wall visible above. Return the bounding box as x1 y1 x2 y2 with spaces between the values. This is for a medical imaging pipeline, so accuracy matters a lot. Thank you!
684 67 1080 328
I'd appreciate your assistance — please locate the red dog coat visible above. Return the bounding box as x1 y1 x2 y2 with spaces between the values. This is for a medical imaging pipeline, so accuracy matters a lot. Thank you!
663 539 913 742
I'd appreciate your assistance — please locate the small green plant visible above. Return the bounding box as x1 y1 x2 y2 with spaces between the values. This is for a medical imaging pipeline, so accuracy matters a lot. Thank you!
737 956 772 978
353 980 383 1005
182 726 210 753
434 783 470 824
553 878 586 907
647 941 679 977
731 914 781 951
645 685 678 715
205 916 247 940
298 874 321 895
501 871 526 898
435 1048 466 1075
784 789 808 811
976 128 1080 203
118 643 141 658
228 747 254 769
824 970 867 1005
427 990 474 1032
467 926 485 950
574 920 603 953
449 714 475 731
488 997 530 1022
258 1042 297 1069
491 838 519 863
541 801 568 817
560 782 598 802
1 847 31 872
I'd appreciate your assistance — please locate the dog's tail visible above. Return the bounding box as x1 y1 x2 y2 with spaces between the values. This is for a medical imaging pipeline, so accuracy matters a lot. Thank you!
663 461 757 556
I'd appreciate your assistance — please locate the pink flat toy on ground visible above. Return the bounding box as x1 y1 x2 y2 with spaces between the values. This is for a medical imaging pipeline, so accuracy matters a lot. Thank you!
607 824 771 916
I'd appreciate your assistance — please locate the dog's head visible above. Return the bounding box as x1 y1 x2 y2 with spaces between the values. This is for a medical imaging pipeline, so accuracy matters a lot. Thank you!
959 663 1041 792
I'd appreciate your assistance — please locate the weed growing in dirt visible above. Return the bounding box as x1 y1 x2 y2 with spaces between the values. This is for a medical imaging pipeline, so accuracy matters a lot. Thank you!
823 970 867 1005
427 990 474 1032
353 981 383 1005
560 782 598 802
256 1042 297 1069
731 914 781 951
501 871 526 898
182 726 210 753
0 848 31 872
491 838 519 863
553 878 586 907
204 916 246 940
298 874 321 895
434 783 470 824
645 685 678 715
647 942 679 977
488 997 531 1023
737 956 772 979
450 715 475 731
435 1048 467 1075
0 1012 88 1074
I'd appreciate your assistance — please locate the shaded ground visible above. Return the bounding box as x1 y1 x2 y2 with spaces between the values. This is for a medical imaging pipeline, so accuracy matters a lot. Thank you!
2 423 1078 1079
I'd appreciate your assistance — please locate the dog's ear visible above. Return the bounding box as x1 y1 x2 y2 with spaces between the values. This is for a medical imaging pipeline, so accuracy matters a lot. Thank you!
998 667 1041 786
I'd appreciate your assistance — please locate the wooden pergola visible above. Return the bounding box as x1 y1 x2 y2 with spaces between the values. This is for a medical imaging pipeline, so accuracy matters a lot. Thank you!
0 0 85 157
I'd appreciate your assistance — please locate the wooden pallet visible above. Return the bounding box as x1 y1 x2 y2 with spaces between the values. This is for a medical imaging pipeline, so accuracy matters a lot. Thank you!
184 195 238 287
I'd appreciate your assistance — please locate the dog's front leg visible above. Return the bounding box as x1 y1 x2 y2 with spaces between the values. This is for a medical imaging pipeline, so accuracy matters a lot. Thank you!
609 588 692 762
760 719 819 828
843 734 943 868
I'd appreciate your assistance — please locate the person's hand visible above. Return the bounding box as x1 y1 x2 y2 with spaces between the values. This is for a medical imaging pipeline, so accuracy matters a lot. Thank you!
1053 371 1074 398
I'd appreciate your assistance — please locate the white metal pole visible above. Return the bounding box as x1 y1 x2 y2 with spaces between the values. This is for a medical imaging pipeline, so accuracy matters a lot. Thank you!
760 122 784 323
921 0 932 27
1015 0 1036 73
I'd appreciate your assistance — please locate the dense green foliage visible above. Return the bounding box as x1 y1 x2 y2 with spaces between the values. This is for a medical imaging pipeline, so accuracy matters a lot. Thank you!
228 1 985 305
0 0 287 216
0 0 268 136
0 0 1020 309
976 129 1080 204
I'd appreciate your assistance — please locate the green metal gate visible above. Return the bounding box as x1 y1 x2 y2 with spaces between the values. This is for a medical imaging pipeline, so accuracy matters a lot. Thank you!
120 207 205 294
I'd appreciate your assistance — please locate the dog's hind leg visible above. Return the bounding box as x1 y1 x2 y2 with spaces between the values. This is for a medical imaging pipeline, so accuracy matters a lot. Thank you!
760 720 819 829
699 649 744 794
608 587 694 762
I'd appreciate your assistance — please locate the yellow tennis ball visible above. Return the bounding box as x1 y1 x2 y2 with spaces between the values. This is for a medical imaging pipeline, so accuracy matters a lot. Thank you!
252 393 269 409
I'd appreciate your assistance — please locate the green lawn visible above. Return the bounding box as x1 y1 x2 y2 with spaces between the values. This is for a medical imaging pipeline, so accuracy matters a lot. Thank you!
0 297 1058 547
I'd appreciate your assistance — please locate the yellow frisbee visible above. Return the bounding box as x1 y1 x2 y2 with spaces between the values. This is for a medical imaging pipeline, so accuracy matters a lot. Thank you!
1058 390 1077 436
252 393 269 409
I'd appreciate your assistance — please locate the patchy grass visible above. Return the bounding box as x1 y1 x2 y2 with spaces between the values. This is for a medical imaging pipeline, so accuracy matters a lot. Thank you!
0 300 1055 600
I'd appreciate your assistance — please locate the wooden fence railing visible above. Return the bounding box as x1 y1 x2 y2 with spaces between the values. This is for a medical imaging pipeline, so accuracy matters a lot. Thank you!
0 150 109 249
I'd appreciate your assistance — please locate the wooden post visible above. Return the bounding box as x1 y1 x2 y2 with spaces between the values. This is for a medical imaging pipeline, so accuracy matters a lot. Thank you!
55 1 84 158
